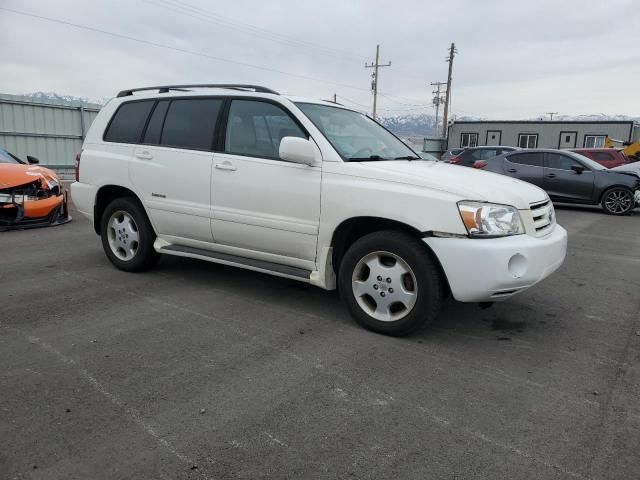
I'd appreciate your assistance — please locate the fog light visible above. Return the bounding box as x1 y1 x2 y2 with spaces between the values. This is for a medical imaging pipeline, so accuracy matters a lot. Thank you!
508 254 527 278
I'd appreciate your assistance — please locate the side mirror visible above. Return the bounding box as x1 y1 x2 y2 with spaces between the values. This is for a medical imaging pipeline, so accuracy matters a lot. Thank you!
571 165 585 174
26 155 40 164
279 137 317 166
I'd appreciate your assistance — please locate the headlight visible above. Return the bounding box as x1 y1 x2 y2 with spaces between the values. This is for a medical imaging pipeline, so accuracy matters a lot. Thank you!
457 201 525 237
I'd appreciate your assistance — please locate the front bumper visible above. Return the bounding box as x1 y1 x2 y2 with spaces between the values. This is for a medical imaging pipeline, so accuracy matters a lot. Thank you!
423 225 567 302
0 190 71 231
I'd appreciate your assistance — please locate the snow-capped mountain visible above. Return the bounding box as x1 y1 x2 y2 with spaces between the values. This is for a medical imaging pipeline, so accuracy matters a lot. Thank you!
21 91 107 106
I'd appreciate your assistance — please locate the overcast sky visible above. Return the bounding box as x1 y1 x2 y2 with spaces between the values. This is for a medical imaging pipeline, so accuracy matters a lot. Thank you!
1 0 638 119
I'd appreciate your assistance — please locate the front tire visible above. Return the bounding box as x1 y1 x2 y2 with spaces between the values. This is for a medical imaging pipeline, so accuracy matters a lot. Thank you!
601 187 634 215
100 197 159 272
338 231 443 336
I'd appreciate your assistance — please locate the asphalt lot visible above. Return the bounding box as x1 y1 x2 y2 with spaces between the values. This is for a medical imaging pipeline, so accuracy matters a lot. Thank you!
1 203 639 480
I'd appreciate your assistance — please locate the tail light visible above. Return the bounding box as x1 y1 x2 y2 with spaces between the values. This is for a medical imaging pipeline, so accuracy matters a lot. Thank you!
75 150 82 181
449 156 460 164
473 160 487 169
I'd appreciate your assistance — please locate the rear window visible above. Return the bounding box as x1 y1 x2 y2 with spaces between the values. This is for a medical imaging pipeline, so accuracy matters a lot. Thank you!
104 101 155 144
160 99 223 150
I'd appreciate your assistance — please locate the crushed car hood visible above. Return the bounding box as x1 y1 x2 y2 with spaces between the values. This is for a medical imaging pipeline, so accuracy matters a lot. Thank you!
329 160 548 209
0 164 60 190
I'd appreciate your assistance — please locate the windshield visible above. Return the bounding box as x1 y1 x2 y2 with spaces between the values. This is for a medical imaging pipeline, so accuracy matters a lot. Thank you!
0 148 23 164
296 103 418 161
568 151 606 171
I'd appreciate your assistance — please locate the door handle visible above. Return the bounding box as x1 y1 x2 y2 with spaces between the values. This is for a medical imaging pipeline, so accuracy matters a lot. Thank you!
135 151 153 161
215 161 237 171
506 168 517 173
546 173 556 178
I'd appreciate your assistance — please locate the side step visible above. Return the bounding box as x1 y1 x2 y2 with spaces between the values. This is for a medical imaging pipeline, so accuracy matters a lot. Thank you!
158 244 312 281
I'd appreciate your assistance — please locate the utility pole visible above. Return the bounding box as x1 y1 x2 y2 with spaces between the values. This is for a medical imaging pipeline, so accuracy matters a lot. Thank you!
546 112 558 121
333 93 337 103
441 42 457 138
365 44 391 120
430 81 446 134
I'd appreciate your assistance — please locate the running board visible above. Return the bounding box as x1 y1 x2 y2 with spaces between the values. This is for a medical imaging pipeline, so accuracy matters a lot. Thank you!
158 244 312 281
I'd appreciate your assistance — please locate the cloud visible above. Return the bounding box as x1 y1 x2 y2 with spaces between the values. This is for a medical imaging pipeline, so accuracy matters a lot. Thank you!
0 0 637 118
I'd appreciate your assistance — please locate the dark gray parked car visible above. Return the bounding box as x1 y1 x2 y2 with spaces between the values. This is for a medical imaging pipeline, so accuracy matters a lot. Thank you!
449 146 518 167
476 149 640 215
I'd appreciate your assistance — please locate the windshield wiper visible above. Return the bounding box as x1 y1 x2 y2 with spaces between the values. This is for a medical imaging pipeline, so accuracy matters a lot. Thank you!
393 155 421 160
348 155 388 162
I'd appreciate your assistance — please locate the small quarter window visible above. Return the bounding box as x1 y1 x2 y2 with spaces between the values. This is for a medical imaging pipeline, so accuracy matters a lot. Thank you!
104 101 155 144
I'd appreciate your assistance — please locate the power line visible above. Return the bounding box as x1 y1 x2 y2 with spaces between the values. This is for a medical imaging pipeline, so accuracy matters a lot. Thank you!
0 7 373 95
146 0 369 62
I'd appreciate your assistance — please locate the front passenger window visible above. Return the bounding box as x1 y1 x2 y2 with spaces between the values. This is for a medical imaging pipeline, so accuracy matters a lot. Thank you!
546 153 583 171
225 100 306 160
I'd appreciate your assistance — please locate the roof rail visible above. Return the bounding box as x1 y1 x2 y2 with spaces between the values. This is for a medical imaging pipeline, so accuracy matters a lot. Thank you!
116 84 279 98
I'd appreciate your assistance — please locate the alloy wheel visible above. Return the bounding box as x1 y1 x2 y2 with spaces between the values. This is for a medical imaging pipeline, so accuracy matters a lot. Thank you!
351 251 418 322
107 210 140 261
604 190 633 214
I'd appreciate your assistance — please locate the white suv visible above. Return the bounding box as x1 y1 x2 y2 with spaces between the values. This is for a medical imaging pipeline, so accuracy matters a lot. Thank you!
71 84 567 336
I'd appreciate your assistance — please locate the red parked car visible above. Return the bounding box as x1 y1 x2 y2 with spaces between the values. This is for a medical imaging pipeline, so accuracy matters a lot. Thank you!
570 148 629 169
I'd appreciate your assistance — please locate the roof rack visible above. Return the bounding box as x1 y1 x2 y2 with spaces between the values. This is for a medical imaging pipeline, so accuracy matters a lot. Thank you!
116 84 279 98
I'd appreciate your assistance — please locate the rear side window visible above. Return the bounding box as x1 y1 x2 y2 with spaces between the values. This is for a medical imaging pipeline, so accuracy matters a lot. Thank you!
104 101 155 143
591 152 614 162
507 152 543 167
160 99 223 150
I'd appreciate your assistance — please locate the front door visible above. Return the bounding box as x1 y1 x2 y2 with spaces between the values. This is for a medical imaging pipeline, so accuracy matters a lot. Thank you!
543 152 594 202
130 98 223 243
558 131 577 149
502 151 544 187
211 99 321 263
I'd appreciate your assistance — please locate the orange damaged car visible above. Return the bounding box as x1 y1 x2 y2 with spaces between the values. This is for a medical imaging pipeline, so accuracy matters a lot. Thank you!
0 147 71 231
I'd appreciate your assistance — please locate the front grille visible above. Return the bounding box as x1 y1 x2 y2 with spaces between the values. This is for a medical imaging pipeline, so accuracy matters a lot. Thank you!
530 199 555 237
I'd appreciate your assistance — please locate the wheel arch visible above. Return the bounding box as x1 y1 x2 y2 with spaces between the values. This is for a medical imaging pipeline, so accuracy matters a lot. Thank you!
93 185 144 234
329 216 450 296
598 184 634 204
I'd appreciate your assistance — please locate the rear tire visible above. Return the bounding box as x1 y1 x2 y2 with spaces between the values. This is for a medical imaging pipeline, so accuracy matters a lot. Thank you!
601 187 634 215
100 197 159 272
338 230 443 336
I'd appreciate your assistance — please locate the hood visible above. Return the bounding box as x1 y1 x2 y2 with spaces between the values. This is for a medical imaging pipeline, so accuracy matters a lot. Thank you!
611 163 640 176
0 164 60 190
331 160 548 209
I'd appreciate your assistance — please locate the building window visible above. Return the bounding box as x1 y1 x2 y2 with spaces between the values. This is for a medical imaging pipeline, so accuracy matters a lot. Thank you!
584 135 606 148
460 132 478 148
518 134 538 148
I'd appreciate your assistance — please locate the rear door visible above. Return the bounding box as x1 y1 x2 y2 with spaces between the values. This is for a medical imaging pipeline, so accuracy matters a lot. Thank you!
543 152 594 202
130 97 223 243
502 151 544 187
